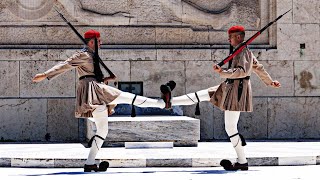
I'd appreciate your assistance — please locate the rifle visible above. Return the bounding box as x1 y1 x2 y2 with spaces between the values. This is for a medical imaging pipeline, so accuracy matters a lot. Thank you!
216 9 292 67
53 7 117 83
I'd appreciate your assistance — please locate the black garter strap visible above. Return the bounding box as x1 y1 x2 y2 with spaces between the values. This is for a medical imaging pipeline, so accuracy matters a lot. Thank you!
229 133 247 146
88 135 105 148
195 92 200 115
131 95 137 117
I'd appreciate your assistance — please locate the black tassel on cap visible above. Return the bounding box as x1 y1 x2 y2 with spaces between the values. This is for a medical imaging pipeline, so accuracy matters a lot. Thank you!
131 95 137 117
195 92 200 115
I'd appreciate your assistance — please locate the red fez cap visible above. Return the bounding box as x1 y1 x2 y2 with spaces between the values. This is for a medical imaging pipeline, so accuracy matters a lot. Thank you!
84 29 100 39
228 25 245 34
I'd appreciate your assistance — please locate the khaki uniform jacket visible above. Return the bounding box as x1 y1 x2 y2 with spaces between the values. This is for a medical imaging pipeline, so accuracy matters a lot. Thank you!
44 48 121 118
208 46 273 112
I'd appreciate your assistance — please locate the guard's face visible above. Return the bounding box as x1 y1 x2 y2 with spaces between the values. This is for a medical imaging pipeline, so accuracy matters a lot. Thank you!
87 37 102 50
228 33 242 47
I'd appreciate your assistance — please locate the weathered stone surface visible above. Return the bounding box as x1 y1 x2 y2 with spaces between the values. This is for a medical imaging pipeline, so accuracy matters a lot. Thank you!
277 0 293 23
183 102 214 140
156 27 182 45
146 158 192 167
213 98 268 140
268 97 320 139
54 159 85 168
277 24 320 61
131 61 185 97
11 158 54 168
0 61 19 97
0 99 47 141
108 159 146 168
0 158 11 167
157 49 211 61
47 49 79 61
248 157 278 166
0 49 48 61
251 60 294 96
101 49 157 61
294 61 320 96
20 61 75 97
293 0 320 24
47 98 78 142
101 27 156 45
185 60 222 92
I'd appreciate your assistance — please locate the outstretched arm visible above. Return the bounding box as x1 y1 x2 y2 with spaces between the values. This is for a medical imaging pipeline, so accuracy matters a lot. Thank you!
32 51 86 83
252 56 281 88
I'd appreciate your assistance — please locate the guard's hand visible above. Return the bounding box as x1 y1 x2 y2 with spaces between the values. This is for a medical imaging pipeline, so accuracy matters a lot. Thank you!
271 80 281 88
213 64 222 73
103 76 117 84
32 73 46 83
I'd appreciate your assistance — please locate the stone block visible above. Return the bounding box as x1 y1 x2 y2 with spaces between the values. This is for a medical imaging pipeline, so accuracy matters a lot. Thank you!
20 61 75 97
213 98 268 140
293 0 320 23
0 61 19 97
101 27 156 45
251 60 294 96
294 61 320 96
156 27 182 44
157 49 211 61
130 61 185 97
0 99 47 141
180 28 210 45
47 98 78 142
86 116 200 147
268 97 320 139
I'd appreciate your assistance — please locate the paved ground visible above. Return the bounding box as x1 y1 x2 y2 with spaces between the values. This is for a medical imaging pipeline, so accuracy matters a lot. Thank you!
0 141 319 168
1 166 320 180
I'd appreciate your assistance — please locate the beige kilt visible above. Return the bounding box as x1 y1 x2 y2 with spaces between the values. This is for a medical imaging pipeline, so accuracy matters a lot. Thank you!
208 79 253 112
75 77 121 118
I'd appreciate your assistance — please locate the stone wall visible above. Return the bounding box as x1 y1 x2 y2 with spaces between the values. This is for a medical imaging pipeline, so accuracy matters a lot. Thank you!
0 0 319 142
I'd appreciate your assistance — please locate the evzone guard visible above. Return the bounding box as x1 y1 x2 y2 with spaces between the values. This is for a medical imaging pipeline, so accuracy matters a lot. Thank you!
32 29 174 172
162 25 281 171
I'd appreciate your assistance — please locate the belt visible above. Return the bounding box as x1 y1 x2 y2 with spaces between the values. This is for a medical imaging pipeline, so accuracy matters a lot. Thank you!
225 76 250 84
79 75 96 80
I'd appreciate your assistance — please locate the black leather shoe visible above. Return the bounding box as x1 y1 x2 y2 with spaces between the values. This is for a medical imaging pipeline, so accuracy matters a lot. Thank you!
160 84 172 109
84 164 98 172
84 161 109 172
220 159 248 171
160 80 176 109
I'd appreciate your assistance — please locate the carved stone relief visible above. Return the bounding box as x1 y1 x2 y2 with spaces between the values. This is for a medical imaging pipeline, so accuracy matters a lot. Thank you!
0 0 275 48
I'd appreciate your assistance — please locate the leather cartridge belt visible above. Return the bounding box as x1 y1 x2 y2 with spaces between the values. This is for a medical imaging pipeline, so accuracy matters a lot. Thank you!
225 76 250 84
79 75 96 80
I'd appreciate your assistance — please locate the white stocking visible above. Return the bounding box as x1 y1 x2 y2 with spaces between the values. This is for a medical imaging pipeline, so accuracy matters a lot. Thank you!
224 111 247 164
171 89 210 106
85 105 109 165
109 92 165 108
